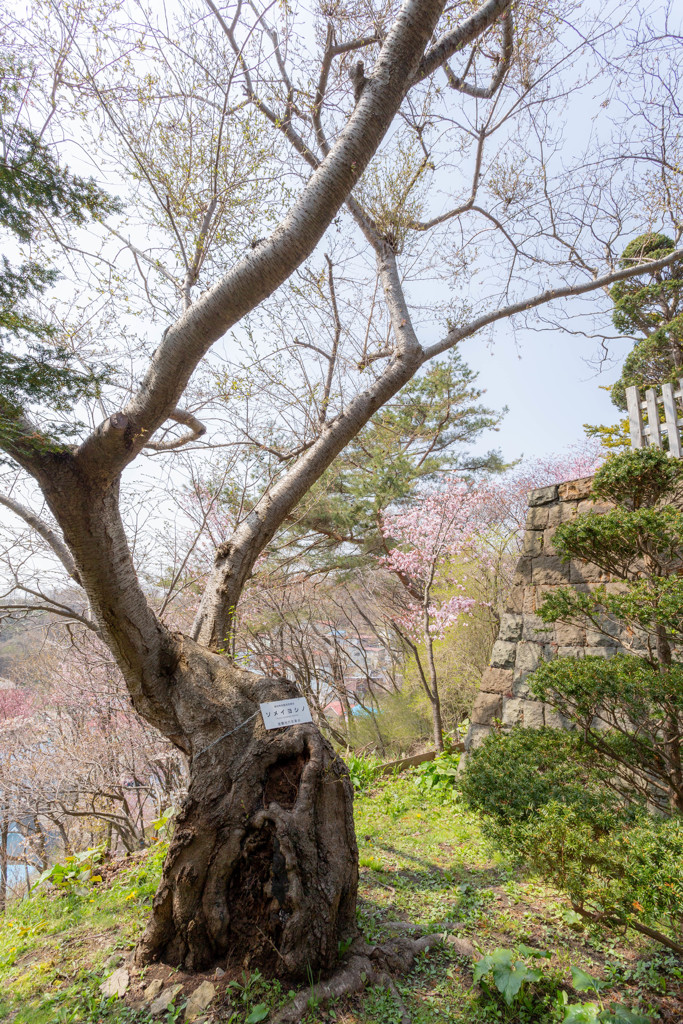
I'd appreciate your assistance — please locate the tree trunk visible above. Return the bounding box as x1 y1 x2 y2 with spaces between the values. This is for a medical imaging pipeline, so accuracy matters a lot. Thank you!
424 631 444 754
33 472 358 978
0 805 8 914
135 640 358 978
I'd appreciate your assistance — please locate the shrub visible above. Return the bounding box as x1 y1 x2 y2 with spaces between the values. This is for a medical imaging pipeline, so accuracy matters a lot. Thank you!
460 728 683 955
459 727 615 830
412 748 461 798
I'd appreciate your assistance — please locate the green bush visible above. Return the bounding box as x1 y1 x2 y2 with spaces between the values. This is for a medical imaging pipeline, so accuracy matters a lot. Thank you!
460 728 683 954
529 655 683 810
412 749 461 797
36 845 105 895
459 727 615 829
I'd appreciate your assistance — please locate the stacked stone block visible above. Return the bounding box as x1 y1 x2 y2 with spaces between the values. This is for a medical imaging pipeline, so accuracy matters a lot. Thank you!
465 475 626 751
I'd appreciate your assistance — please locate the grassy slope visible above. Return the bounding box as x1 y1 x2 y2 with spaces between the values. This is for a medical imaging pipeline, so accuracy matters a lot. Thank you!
1 774 681 1024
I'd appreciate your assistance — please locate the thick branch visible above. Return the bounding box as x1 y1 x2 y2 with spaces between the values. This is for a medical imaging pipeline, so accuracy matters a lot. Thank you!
192 345 426 646
442 9 513 98
414 0 512 84
192 241 425 646
31 466 184 747
75 0 495 481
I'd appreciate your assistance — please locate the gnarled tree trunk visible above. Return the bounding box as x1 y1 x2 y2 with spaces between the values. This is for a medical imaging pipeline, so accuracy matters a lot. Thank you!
33 473 359 979
133 641 358 978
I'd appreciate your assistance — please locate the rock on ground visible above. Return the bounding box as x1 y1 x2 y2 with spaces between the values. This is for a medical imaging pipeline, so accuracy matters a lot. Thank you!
150 983 183 1015
184 980 216 1021
100 967 130 998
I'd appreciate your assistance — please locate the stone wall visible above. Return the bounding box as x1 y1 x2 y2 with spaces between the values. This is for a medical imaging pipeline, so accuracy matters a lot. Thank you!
465 474 625 751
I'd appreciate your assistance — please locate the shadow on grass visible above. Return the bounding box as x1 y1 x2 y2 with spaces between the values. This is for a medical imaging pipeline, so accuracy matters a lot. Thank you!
373 843 506 887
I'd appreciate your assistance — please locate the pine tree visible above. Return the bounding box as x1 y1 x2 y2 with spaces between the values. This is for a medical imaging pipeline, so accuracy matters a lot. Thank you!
609 234 683 410
0 56 118 450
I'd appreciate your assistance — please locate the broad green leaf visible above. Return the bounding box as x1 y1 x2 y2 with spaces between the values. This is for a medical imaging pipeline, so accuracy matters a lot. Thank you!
245 1004 269 1023
563 1003 602 1024
473 955 494 984
518 943 551 958
605 1005 651 1024
492 958 533 1004
571 966 606 993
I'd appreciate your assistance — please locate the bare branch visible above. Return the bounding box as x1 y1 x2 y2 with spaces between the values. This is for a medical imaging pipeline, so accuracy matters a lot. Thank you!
442 8 513 99
76 0 463 479
320 255 341 424
0 493 81 584
144 408 207 452
425 248 683 359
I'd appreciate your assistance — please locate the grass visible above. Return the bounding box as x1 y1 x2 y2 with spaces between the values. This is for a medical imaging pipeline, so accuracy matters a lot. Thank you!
1 774 681 1024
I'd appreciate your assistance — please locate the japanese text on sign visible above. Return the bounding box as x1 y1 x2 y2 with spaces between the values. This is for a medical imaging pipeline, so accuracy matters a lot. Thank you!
259 698 312 730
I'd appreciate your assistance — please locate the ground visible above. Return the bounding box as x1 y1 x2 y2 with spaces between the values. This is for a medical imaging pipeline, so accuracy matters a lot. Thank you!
1 770 681 1024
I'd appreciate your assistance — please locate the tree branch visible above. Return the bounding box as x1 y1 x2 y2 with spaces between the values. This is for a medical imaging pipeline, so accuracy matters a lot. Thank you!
413 0 512 84
442 8 513 98
0 493 81 584
75 0 478 480
424 248 683 359
144 408 207 452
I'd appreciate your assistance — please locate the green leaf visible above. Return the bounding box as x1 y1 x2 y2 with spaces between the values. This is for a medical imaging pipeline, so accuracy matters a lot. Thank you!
492 957 536 1005
604 1005 651 1024
473 955 494 984
517 943 551 958
492 962 526 1004
245 1004 269 1023
571 966 606 994
563 1003 602 1024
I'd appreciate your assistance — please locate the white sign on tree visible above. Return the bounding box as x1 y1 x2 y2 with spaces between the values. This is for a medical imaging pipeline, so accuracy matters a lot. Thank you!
260 698 312 730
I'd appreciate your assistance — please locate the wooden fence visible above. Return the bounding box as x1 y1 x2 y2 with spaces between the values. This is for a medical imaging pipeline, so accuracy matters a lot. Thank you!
626 382 683 456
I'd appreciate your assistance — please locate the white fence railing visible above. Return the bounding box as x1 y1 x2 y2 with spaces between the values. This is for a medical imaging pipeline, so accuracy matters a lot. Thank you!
626 382 683 457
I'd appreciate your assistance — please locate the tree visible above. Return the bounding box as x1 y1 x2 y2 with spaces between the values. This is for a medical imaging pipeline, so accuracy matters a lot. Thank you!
0 55 117 448
2 0 683 984
380 481 481 751
609 234 683 411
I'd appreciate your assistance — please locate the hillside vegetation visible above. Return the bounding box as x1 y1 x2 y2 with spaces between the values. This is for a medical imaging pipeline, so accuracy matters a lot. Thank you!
1 766 681 1024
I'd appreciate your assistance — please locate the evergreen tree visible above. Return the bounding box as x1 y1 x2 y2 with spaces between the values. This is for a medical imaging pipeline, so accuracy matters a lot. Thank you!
609 233 683 410
275 351 505 570
0 57 118 450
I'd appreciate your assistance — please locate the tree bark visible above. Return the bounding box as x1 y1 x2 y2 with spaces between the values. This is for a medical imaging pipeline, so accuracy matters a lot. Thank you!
135 644 358 977
0 805 8 914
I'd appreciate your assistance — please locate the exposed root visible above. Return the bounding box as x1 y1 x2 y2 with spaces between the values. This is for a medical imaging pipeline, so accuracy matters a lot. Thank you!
272 933 442 1024
382 975 412 1024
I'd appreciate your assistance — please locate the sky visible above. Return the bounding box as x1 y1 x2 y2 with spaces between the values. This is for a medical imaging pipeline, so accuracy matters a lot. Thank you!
460 319 618 463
